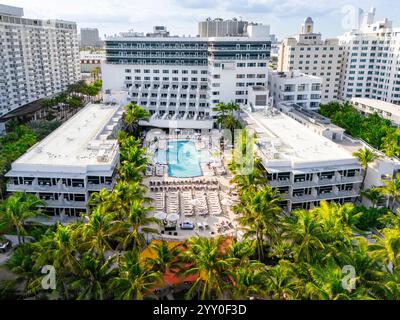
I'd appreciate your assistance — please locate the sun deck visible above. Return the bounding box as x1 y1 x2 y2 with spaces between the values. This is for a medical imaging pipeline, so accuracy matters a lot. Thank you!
8 103 123 174
241 109 361 169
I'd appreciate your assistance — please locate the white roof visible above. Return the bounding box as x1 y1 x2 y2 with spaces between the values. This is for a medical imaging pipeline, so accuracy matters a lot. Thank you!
9 104 123 174
352 98 400 116
242 109 359 169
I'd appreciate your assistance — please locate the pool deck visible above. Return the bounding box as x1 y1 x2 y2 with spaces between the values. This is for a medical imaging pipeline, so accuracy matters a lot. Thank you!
143 132 239 241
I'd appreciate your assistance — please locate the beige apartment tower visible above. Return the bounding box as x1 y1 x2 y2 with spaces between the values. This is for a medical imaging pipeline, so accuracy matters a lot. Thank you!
278 17 343 103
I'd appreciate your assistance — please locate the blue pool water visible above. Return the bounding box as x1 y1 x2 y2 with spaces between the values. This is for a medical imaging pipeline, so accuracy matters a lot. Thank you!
156 140 203 178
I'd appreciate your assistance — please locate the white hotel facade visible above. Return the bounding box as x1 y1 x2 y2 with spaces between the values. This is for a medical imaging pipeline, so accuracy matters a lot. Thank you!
278 17 343 103
338 8 400 104
0 4 80 118
269 70 323 110
102 25 271 129
241 104 400 212
6 103 123 218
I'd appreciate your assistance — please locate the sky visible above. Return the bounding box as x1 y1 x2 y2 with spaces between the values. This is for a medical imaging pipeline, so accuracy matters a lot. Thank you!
3 0 400 40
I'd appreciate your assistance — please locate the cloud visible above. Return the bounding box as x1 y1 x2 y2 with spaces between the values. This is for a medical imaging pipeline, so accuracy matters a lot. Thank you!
4 0 398 39
173 0 219 9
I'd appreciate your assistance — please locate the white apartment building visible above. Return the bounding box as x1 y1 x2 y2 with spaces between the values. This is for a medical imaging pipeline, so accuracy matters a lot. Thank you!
338 8 400 104
6 103 124 219
198 18 248 37
351 97 400 126
278 17 343 103
240 104 400 212
102 25 271 129
269 70 322 110
0 4 80 117
80 27 100 48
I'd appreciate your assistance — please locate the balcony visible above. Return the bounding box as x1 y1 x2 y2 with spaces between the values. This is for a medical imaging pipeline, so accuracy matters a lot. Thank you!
45 199 87 208
268 179 291 187
338 175 363 184
87 181 116 192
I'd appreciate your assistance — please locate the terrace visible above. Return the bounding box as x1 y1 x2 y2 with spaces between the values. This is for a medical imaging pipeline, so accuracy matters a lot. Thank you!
143 129 239 240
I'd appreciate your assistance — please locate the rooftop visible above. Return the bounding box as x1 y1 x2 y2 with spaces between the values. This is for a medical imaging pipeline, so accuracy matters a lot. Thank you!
8 104 123 174
241 108 361 170
351 98 400 116
271 70 322 81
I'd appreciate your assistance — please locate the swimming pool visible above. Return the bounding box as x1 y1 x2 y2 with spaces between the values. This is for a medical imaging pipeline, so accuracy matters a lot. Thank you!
156 140 203 178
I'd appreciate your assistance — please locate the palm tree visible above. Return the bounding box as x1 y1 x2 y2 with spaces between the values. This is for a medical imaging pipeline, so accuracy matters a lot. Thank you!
281 210 325 264
183 237 236 300
33 225 80 299
230 158 268 195
145 241 182 275
119 144 149 182
5 243 43 298
117 199 160 250
110 181 151 220
0 193 45 244
78 209 118 254
236 186 282 261
362 188 385 208
264 261 300 300
353 148 379 201
112 250 161 300
123 103 150 136
379 173 400 212
90 67 101 81
369 228 400 273
69 253 117 300
301 259 367 300
213 102 229 120
229 265 268 300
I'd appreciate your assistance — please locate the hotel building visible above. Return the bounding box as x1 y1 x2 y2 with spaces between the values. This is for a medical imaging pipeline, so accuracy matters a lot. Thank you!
269 70 323 110
198 18 249 38
351 97 400 126
241 103 400 212
0 4 80 118
278 17 343 103
338 8 400 104
5 103 123 218
102 24 271 129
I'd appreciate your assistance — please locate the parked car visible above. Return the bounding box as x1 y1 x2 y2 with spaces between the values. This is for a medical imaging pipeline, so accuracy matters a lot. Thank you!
180 220 194 230
0 238 12 253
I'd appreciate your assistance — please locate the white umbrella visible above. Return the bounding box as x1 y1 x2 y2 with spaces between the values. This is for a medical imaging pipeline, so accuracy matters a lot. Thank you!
154 211 167 220
189 199 201 206
221 199 234 206
167 213 180 222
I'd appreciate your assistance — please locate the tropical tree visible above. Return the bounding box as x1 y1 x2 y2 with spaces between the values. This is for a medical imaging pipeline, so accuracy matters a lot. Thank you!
69 253 117 300
90 67 101 81
362 188 385 208
33 225 80 299
280 209 324 263
116 199 159 250
379 172 400 212
369 228 400 273
145 241 183 275
229 264 268 300
301 259 370 300
123 103 150 136
112 250 161 300
183 237 236 300
0 193 45 244
264 261 300 300
119 143 149 182
236 186 282 261
78 209 118 254
353 148 379 201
